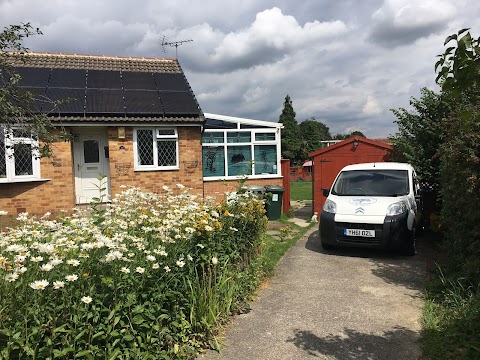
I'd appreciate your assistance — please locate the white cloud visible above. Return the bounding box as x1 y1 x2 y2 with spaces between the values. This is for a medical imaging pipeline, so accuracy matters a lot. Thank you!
362 95 382 115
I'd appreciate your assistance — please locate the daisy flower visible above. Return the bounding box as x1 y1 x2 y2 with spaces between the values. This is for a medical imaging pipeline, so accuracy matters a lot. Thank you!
212 257 219 266
67 259 80 267
53 281 65 289
135 267 145 274
41 263 53 272
30 280 49 290
65 274 78 282
5 273 19 282
81 296 93 304
120 267 130 274
164 266 171 273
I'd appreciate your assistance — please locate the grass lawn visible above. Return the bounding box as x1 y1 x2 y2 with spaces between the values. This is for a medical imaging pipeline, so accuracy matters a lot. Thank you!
290 180 312 201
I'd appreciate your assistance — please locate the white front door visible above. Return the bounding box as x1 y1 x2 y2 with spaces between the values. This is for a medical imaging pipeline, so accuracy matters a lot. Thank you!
73 129 111 204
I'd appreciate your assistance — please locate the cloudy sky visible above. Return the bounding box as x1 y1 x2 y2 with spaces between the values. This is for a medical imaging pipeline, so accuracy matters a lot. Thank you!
1 0 478 138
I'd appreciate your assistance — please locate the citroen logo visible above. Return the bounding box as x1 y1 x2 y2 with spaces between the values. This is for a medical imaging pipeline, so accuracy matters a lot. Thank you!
355 207 365 214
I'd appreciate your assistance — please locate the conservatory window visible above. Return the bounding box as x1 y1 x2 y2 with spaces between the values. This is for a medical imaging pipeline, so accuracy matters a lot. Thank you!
202 129 279 179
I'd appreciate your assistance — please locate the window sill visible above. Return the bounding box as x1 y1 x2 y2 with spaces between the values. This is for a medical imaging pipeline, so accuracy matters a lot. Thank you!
0 178 51 184
134 167 180 172
203 175 282 181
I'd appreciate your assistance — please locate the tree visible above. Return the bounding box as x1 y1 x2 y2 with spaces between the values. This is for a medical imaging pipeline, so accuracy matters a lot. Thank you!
278 95 301 161
390 88 453 184
298 117 331 159
333 130 365 140
0 23 66 158
435 29 480 278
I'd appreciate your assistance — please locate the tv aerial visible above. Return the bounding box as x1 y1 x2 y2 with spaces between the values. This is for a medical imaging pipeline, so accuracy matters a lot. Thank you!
160 35 193 58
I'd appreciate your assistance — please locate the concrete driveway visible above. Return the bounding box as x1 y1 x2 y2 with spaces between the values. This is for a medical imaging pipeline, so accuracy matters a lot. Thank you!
200 227 426 360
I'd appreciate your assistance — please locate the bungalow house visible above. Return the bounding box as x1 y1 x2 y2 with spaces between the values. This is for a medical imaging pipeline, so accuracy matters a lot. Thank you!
0 53 284 216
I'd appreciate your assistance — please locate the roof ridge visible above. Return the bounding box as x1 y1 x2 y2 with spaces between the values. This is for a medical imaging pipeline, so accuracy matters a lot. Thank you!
11 51 177 62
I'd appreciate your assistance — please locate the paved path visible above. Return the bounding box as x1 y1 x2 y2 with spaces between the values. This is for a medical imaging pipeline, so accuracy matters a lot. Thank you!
200 227 426 360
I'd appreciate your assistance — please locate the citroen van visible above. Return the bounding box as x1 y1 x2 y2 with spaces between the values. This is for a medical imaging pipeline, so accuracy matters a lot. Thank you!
320 162 422 255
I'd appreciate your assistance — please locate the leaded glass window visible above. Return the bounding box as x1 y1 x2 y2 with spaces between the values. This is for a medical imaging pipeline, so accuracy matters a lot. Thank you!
134 128 178 170
0 129 6 178
137 129 154 166
0 127 40 182
14 143 33 176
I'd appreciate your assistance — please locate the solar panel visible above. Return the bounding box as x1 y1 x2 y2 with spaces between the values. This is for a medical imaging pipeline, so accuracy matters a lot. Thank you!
123 90 163 114
49 69 86 89
86 89 125 114
15 87 44 113
15 67 51 87
159 91 200 115
122 72 157 90
45 88 86 114
153 73 191 91
87 70 122 89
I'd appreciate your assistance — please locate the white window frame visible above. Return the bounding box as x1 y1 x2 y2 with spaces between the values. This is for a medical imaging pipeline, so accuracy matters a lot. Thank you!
133 127 179 171
0 127 41 183
202 128 281 180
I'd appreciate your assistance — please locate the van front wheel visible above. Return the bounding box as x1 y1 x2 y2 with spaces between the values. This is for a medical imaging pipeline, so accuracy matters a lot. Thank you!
402 226 416 256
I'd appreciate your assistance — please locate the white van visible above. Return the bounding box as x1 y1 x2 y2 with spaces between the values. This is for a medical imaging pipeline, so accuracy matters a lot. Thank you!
320 162 422 255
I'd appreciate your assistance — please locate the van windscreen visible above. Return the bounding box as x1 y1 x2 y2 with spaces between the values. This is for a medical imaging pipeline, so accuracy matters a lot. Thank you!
331 170 409 196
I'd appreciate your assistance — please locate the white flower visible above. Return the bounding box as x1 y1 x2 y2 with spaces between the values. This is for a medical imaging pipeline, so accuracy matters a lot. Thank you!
146 255 156 262
37 243 55 254
162 185 170 192
53 281 65 289
176 259 185 268
5 273 19 282
31 256 44 262
135 267 145 274
30 280 49 290
204 225 213 232
229 227 238 232
0 210 8 216
49 258 63 266
176 183 185 189
81 296 93 304
211 257 218 266
65 274 78 282
41 263 54 272
120 267 130 274
164 266 171 273
196 244 205 249
158 250 168 257
187 255 193 261
67 259 80 267
152 263 160 269
17 266 28 274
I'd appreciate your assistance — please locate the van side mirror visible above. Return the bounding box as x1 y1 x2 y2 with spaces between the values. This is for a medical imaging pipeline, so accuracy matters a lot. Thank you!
322 188 330 197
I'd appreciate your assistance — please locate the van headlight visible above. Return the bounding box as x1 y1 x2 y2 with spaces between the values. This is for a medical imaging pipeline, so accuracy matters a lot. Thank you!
323 199 337 214
386 201 407 216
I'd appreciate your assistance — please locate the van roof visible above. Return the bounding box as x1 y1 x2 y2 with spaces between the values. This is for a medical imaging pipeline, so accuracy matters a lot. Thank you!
340 162 413 172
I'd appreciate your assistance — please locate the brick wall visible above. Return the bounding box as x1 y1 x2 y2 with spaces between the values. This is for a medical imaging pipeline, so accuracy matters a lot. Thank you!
0 135 75 217
203 177 283 202
108 126 204 198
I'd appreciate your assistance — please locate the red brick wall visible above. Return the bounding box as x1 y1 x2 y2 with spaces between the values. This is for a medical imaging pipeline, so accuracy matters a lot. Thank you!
0 135 75 217
203 177 283 202
108 126 204 198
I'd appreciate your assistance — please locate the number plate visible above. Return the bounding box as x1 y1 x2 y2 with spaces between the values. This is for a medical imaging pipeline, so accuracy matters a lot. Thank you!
344 229 375 237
